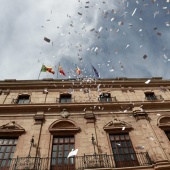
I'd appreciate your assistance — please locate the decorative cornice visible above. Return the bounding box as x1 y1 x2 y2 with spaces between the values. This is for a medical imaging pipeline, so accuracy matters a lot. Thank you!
103 119 133 132
154 161 170 170
49 119 80 135
1 78 170 91
0 121 25 136
157 116 170 130
1 101 170 113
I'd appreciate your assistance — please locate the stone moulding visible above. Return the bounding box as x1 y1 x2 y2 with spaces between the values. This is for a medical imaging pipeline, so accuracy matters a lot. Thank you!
49 119 80 135
103 119 133 133
0 121 25 136
133 111 149 121
84 111 96 123
157 116 170 130
34 114 45 124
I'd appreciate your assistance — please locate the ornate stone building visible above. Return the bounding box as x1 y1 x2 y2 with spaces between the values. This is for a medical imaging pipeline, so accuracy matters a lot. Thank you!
0 77 170 170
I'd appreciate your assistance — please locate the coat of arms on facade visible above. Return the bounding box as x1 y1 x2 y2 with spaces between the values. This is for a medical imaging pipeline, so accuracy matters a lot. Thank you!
60 109 70 118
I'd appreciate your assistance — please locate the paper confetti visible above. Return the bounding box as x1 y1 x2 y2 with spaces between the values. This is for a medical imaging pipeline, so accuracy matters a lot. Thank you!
122 127 125 130
145 80 151 84
44 37 51 43
132 8 137 16
67 149 78 158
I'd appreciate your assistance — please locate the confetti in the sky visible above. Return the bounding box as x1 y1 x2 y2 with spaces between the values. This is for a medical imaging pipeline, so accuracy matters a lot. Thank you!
1 0 170 80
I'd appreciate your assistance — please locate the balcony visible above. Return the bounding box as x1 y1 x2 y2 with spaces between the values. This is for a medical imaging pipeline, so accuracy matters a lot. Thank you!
56 97 117 104
0 152 153 170
11 98 31 104
98 97 117 102
56 98 74 103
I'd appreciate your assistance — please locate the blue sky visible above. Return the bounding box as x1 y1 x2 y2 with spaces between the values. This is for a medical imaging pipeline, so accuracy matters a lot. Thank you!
0 0 170 80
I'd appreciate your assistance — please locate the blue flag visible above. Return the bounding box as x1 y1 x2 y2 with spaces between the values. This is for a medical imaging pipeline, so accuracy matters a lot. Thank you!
91 65 99 78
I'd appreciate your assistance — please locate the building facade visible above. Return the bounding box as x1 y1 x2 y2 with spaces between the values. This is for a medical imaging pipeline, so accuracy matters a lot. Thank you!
0 77 170 170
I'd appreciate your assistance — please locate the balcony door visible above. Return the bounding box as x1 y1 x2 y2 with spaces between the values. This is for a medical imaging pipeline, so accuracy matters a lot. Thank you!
110 134 139 168
51 136 75 170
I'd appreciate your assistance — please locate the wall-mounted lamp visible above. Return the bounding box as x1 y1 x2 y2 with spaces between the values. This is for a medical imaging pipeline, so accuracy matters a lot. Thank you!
28 136 34 157
91 134 96 155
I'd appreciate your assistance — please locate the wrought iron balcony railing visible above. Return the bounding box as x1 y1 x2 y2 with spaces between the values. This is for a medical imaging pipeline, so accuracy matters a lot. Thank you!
11 98 31 104
145 95 164 101
0 152 153 170
56 97 117 103
98 97 117 102
76 152 152 169
56 98 74 103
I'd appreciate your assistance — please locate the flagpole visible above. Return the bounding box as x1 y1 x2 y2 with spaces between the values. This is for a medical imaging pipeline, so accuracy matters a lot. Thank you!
91 63 95 78
38 64 43 80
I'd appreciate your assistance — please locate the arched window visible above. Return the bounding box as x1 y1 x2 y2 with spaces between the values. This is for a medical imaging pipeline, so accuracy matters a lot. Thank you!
49 120 80 170
158 116 170 141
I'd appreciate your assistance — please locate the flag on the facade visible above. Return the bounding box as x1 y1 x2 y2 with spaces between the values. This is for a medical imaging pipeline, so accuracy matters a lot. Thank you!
76 67 81 75
58 64 66 76
91 64 99 78
41 65 55 74
67 149 78 158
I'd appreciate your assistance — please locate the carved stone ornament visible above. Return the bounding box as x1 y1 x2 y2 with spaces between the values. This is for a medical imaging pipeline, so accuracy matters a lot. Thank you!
132 106 149 121
133 111 149 121
84 111 96 123
34 114 45 124
0 121 25 135
103 118 133 132
60 109 70 118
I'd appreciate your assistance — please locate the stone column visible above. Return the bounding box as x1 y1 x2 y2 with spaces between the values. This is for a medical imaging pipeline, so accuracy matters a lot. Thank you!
133 107 170 169
33 111 45 157
81 111 97 155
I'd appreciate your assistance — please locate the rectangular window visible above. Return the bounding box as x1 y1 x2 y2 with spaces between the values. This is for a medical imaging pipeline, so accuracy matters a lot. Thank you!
110 134 139 168
165 131 170 141
99 93 112 102
0 138 18 168
17 95 30 104
60 94 72 103
51 136 75 170
145 92 157 101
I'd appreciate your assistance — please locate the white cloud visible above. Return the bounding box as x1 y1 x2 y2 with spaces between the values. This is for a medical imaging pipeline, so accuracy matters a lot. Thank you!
0 0 170 80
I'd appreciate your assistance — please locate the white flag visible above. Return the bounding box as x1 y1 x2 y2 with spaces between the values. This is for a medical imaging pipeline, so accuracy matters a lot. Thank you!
67 149 78 158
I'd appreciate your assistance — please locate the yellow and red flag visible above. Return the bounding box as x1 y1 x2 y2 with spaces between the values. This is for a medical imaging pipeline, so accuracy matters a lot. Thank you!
76 66 81 75
58 64 66 76
41 65 55 74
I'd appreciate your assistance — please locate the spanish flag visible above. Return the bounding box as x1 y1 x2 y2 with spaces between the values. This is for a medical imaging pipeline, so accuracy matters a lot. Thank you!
76 66 81 75
58 64 66 76
41 65 55 74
